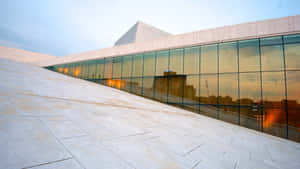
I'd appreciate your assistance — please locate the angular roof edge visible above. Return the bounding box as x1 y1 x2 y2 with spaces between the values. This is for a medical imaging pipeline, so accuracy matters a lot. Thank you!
42 15 300 66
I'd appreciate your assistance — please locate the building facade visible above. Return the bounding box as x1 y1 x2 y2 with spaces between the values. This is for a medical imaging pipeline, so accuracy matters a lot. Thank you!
46 17 300 142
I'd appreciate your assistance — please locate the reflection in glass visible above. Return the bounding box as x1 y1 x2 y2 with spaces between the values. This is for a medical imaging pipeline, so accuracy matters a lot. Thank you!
284 43 300 70
262 72 286 138
156 50 169 76
286 71 300 142
104 58 113 79
169 49 183 74
200 104 218 118
142 78 155 98
167 73 184 103
219 42 238 73
112 57 122 78
239 39 260 72
132 54 143 77
261 45 284 71
201 44 218 74
121 78 131 92
88 62 97 79
219 105 239 124
131 78 143 95
260 36 282 46
239 72 261 130
143 52 156 76
122 55 132 78
95 59 104 79
183 75 199 104
199 75 218 104
219 73 238 105
154 73 168 103
184 47 199 75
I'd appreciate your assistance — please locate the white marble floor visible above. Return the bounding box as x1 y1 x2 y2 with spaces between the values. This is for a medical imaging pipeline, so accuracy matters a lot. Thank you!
0 58 299 169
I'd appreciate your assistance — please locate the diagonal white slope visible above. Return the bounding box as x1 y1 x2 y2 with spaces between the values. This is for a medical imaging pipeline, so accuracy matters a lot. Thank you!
0 58 299 169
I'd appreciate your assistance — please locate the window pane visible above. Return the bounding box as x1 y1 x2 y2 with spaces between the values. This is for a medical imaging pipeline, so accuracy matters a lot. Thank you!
121 78 131 92
284 34 300 44
132 54 143 77
104 58 113 79
168 74 184 103
88 61 97 79
142 77 155 98
183 75 199 104
112 57 122 78
200 104 218 118
154 76 168 103
74 63 81 77
131 78 143 95
184 47 199 74
82 62 89 79
260 36 282 46
239 72 262 130
219 73 238 105
262 72 286 138
95 59 104 79
219 42 238 73
143 52 156 76
286 71 300 142
199 75 218 104
239 39 260 72
240 73 261 104
261 45 284 71
284 43 300 70
219 105 239 124
156 50 169 76
201 44 218 74
169 48 183 74
122 55 132 78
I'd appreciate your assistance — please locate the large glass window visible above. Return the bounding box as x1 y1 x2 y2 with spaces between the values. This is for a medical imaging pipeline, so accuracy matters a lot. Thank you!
121 78 131 92
122 55 132 78
95 59 104 79
184 47 199 75
88 61 97 79
219 42 238 73
143 52 156 77
131 78 143 95
132 54 143 77
199 74 218 104
154 76 168 103
219 73 238 105
200 44 218 74
286 71 300 142
169 49 183 75
112 56 122 78
104 58 113 79
168 74 184 103
284 38 300 70
261 36 284 71
239 72 261 130
142 77 155 98
183 75 199 104
156 50 169 76
262 72 286 138
239 39 260 72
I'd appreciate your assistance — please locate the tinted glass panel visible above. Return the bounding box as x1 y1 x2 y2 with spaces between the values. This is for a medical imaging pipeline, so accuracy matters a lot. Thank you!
154 76 168 103
200 104 218 118
201 44 218 74
239 39 260 72
156 50 169 76
219 42 238 73
262 72 286 138
143 52 156 76
112 57 122 78
286 71 300 142
131 78 143 95
184 47 199 74
122 55 132 78
219 73 238 105
104 58 113 79
219 105 239 124
121 78 131 92
284 43 300 70
132 54 143 77
284 34 300 44
95 59 104 79
169 49 183 75
199 74 218 104
261 45 284 71
260 36 282 46
142 77 155 98
183 75 199 104
168 74 184 103
88 61 97 79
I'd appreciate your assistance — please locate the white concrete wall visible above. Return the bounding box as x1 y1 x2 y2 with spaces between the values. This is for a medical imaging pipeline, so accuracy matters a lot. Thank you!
40 15 300 66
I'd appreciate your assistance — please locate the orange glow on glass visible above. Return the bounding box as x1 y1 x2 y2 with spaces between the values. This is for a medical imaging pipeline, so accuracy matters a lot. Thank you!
263 109 280 129
64 68 69 74
74 68 80 76
58 67 63 72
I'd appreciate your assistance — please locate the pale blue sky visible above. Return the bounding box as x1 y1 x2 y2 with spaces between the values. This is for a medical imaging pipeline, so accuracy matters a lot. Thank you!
0 0 299 56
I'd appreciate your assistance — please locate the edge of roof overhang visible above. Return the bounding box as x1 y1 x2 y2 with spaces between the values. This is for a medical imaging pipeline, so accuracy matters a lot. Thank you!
42 15 300 67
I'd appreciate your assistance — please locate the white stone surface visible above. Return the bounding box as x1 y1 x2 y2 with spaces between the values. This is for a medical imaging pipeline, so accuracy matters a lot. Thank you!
0 58 300 169
42 15 300 67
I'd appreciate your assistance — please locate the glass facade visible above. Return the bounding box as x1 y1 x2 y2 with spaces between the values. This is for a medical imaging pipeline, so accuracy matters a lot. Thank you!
46 34 300 142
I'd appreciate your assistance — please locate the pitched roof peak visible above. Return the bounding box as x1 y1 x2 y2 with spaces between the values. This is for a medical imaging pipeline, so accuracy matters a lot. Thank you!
114 21 171 46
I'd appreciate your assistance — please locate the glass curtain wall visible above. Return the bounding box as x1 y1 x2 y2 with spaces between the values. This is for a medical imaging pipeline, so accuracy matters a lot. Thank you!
47 34 300 142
